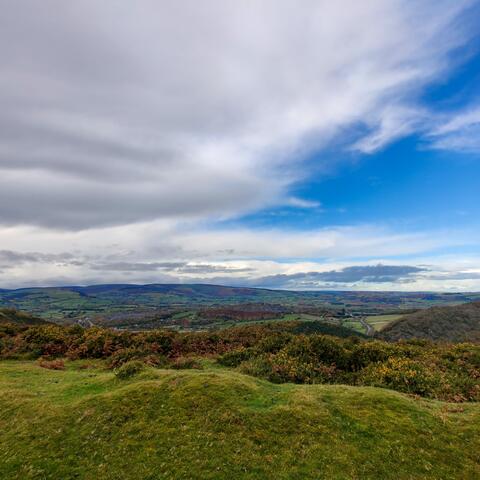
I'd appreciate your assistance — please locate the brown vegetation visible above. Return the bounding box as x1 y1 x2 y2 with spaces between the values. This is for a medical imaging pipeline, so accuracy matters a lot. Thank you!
1 320 479 401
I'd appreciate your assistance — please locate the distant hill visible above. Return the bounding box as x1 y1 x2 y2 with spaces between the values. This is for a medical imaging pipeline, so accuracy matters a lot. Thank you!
378 301 480 342
0 308 51 326
0 283 478 323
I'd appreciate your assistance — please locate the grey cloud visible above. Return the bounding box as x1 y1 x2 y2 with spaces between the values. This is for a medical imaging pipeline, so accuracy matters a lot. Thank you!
89 261 253 274
89 261 188 272
0 1 472 230
0 247 255 276
254 265 427 288
177 265 254 274
427 272 480 280
0 250 75 268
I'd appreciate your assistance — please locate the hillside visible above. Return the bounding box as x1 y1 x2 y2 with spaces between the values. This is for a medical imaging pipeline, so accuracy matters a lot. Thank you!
0 308 50 326
0 361 479 479
379 301 480 342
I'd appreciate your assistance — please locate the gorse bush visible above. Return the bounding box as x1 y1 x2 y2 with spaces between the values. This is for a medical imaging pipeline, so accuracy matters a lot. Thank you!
357 357 441 396
221 334 480 402
108 347 168 369
0 321 479 401
115 360 145 379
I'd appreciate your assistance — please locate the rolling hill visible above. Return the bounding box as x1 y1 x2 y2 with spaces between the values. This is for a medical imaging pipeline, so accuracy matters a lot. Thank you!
0 283 478 323
379 301 480 342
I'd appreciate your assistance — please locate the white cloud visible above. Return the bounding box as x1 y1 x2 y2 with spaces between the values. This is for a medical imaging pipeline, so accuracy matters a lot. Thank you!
352 105 428 153
1 1 479 290
0 0 474 229
427 105 480 152
286 197 322 209
0 221 478 289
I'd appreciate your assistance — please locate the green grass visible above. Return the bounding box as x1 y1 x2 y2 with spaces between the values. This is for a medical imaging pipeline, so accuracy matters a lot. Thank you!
1 360 479 479
365 314 404 331
341 319 366 334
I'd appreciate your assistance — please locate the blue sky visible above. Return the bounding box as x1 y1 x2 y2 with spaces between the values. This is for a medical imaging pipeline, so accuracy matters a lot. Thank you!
0 1 480 290
232 48 480 235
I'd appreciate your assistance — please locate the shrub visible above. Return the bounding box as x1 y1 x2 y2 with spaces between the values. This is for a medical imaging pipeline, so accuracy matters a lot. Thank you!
115 360 145 380
20 325 70 358
71 328 127 359
239 356 277 380
170 357 203 370
108 347 168 369
218 347 254 367
358 357 441 396
348 341 398 371
2 321 479 401
240 351 337 384
38 358 65 370
254 333 292 354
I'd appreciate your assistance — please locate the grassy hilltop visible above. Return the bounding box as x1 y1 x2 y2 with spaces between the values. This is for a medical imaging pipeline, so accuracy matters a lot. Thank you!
1 313 479 479
1 360 479 480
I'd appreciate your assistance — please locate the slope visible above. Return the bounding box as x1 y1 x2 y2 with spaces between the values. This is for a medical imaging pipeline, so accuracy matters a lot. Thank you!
0 308 51 326
379 301 480 342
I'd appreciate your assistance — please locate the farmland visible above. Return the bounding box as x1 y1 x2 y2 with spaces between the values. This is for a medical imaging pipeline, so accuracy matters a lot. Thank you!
0 284 478 334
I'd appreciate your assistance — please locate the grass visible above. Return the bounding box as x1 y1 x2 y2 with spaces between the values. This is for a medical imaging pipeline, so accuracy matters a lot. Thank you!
341 319 366 334
364 314 404 331
1 360 479 479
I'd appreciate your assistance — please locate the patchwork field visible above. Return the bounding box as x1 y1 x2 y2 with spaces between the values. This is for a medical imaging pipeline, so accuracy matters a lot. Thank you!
1 284 478 331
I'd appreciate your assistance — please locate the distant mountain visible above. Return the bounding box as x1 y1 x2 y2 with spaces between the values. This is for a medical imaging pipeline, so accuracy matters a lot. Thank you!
378 302 480 342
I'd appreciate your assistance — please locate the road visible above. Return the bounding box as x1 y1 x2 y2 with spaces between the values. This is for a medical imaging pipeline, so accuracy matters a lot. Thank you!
358 317 374 336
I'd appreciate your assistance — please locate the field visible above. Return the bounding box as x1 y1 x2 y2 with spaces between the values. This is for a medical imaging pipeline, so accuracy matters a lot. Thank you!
1 360 479 480
1 284 478 330
364 314 404 331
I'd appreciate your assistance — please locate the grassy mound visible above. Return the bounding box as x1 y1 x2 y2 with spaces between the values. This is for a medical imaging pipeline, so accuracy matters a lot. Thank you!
0 361 479 479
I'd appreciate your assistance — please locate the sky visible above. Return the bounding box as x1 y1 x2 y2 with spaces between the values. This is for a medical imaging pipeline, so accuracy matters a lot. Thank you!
1 0 480 291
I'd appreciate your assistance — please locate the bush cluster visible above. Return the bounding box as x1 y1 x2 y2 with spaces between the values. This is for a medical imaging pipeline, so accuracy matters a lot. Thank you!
0 322 272 363
1 322 479 401
221 335 480 402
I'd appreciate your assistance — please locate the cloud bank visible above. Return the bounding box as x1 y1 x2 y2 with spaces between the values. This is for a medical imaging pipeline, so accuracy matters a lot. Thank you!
0 1 479 289
0 0 475 229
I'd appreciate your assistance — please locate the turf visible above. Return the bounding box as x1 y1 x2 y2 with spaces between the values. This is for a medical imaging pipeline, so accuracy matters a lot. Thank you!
1 361 479 479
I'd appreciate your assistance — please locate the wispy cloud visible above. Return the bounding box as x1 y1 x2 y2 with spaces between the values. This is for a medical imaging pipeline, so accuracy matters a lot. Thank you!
427 105 480 152
286 197 322 209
